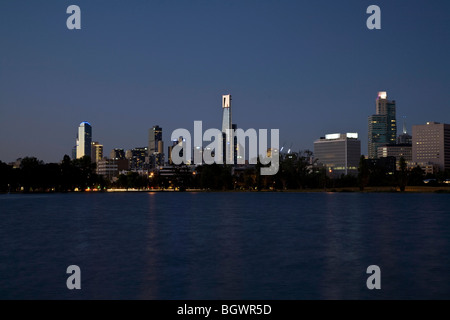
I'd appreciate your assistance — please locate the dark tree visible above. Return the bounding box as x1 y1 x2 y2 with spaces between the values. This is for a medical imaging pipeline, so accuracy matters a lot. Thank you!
398 157 407 192
358 155 369 191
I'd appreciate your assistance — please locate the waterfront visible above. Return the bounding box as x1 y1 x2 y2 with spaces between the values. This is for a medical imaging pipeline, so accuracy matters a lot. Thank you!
1 192 450 299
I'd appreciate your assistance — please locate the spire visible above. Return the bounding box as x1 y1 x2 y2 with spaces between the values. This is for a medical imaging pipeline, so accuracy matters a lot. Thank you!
402 116 407 134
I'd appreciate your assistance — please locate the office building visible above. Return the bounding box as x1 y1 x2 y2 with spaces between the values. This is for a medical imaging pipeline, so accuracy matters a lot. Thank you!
148 125 164 167
368 92 397 158
91 142 103 163
110 148 125 160
126 147 148 170
314 133 361 177
412 122 450 171
97 158 129 180
76 122 92 159
377 144 412 168
368 114 387 159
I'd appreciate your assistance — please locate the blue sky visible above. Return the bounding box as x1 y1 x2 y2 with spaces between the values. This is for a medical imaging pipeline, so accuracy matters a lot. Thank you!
1 0 449 162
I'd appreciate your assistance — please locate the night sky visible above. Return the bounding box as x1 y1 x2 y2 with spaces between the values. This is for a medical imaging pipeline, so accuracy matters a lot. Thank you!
1 0 449 163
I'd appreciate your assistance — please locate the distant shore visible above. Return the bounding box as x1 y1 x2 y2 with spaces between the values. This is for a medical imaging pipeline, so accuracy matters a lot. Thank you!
2 186 450 194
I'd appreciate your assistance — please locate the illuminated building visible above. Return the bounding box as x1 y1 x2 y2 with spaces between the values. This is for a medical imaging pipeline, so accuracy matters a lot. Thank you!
76 122 92 159
314 133 361 177
412 122 450 171
222 95 233 164
91 141 103 163
377 144 412 169
368 92 397 158
148 125 164 167
110 148 125 160
126 147 148 170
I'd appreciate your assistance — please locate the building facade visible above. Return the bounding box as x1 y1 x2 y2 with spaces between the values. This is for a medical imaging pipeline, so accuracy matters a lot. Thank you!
368 92 397 158
148 125 164 167
110 148 125 160
126 147 148 170
314 133 361 177
377 144 412 169
412 122 450 171
76 122 92 159
91 141 103 163
97 159 129 180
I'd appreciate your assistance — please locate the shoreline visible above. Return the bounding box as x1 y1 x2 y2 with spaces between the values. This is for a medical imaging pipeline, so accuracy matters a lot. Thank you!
2 186 450 194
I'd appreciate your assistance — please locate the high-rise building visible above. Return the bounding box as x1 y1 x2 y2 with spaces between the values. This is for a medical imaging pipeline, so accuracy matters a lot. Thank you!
368 114 387 158
221 95 233 164
412 122 450 171
76 122 92 159
149 125 163 154
368 92 397 158
314 133 361 177
148 125 164 167
126 147 148 170
91 141 103 163
110 148 125 160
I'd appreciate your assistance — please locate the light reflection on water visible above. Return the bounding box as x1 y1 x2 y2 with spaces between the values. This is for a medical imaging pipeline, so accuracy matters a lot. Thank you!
0 192 449 299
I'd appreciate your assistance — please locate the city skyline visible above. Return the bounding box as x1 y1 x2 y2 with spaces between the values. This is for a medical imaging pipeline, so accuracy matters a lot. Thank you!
1 1 450 163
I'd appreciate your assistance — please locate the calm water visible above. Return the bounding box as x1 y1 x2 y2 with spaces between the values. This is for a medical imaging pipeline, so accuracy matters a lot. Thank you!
1 192 450 300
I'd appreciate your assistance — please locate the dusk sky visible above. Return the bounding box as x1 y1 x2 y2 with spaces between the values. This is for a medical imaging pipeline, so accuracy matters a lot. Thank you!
1 0 449 163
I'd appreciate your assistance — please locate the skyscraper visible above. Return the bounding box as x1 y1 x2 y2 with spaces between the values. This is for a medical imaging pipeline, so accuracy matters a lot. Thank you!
412 122 450 171
148 125 164 167
221 94 233 164
368 114 387 158
91 141 103 163
368 92 397 158
76 122 92 159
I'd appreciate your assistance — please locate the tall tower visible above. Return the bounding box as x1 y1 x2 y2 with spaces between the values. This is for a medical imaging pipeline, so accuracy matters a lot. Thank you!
368 92 396 158
375 91 396 144
91 141 103 163
148 125 164 167
148 125 162 155
221 94 233 164
76 122 92 159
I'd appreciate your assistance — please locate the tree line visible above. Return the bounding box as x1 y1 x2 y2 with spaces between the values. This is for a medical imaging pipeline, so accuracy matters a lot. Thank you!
0 155 106 192
1 152 449 193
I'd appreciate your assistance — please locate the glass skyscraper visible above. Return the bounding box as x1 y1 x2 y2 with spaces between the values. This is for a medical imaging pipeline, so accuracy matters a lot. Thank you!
76 121 92 159
148 125 164 167
368 92 397 158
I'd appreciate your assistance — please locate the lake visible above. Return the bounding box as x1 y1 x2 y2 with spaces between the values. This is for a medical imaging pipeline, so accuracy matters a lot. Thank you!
1 192 449 299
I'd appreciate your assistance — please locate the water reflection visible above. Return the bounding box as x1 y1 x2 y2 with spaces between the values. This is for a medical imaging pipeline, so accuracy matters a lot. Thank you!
1 192 450 299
